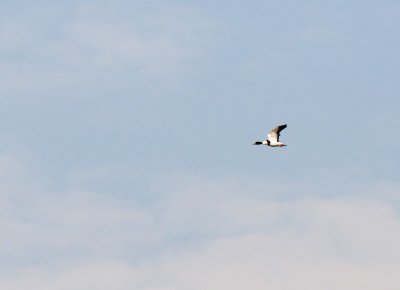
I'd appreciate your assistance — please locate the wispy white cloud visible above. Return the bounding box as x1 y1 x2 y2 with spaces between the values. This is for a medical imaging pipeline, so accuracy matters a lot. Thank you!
0 1 223 169
0 2 219 99
1 159 400 289
2 196 400 290
0 155 158 268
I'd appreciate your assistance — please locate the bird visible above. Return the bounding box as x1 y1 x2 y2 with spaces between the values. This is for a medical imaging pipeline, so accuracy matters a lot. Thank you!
253 124 287 147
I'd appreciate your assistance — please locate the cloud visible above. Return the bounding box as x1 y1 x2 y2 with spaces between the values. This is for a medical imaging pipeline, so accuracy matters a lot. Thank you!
1 161 400 290
2 198 400 290
0 2 219 99
0 155 158 268
0 1 223 171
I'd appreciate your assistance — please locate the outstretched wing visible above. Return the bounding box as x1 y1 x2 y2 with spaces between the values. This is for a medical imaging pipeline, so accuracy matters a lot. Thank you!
267 124 287 142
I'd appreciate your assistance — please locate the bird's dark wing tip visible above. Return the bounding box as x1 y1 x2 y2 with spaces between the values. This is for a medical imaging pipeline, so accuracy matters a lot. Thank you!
278 124 287 130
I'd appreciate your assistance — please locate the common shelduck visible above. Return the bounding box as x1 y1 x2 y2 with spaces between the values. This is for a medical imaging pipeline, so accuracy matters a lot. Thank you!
253 124 287 147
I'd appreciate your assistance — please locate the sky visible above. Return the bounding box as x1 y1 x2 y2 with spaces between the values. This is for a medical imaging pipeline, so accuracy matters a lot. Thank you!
0 1 400 289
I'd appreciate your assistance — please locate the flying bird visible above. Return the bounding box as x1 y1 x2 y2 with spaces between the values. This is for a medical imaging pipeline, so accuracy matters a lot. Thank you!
253 124 287 147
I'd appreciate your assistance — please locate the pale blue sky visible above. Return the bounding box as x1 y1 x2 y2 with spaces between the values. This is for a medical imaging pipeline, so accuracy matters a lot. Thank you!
1 1 400 289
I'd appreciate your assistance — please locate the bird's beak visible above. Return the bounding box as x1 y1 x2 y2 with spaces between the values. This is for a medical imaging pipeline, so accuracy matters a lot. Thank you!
280 144 287 147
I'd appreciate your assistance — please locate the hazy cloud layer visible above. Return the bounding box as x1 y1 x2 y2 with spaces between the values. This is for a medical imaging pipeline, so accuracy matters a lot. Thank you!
0 2 217 99
1 155 400 289
1 1 400 289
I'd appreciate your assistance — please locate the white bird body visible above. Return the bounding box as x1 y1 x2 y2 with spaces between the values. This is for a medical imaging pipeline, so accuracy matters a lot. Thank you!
253 124 287 147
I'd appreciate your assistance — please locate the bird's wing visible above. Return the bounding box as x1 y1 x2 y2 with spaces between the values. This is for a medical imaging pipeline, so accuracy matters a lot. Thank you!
267 124 287 142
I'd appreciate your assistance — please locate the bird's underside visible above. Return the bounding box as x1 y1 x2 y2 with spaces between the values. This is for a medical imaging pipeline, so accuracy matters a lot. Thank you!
253 124 287 147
